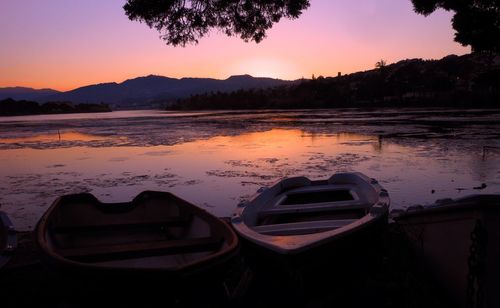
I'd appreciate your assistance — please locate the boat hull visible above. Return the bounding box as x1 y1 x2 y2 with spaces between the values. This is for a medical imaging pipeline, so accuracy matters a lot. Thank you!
35 191 240 295
393 195 500 308
240 212 387 273
231 172 390 289
0 211 16 269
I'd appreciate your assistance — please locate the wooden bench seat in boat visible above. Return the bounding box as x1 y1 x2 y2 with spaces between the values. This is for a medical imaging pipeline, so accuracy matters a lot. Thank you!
257 201 370 218
252 219 357 236
51 214 193 234
59 236 222 262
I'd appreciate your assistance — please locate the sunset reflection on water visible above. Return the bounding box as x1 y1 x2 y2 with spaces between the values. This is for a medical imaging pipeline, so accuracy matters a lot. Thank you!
1 111 499 231
0 131 111 143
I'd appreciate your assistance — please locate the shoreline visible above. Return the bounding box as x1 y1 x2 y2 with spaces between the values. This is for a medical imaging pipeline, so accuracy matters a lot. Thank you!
1 223 454 307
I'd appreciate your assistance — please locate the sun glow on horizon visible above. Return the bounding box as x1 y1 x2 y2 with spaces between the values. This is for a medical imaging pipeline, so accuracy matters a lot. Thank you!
231 58 300 80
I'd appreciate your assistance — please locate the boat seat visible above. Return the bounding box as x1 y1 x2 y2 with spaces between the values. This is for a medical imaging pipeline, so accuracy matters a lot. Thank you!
258 201 369 219
52 215 193 234
58 236 223 262
253 219 357 236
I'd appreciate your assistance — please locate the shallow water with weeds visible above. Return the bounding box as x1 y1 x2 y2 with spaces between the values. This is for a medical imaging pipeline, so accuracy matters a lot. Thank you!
1 108 499 230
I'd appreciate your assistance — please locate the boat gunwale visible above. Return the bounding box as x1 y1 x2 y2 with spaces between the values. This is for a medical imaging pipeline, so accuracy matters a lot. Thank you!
392 194 500 221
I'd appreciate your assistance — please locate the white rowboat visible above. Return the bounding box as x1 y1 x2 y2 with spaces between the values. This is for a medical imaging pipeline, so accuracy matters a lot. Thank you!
231 172 390 255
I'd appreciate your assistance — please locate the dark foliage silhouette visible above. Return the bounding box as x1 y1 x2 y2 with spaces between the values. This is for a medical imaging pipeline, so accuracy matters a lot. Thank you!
124 1 499 52
123 0 309 46
412 0 500 52
375 60 387 69
0 98 111 116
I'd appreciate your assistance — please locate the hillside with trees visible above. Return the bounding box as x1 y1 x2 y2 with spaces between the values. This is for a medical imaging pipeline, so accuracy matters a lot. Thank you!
0 98 111 116
169 53 499 110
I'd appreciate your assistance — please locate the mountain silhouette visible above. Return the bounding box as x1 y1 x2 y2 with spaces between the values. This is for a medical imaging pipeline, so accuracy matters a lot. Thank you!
0 87 60 101
0 75 293 109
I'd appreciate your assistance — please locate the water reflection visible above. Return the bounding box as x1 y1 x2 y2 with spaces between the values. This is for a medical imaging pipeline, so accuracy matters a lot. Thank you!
0 131 110 143
1 114 499 231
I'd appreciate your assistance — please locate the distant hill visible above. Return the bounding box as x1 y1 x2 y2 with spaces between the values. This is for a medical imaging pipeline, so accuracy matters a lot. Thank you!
0 75 293 109
0 87 60 101
6 53 498 111
36 75 293 109
171 53 500 110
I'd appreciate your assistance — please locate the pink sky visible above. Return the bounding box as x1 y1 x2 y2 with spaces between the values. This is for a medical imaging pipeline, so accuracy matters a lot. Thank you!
0 0 469 91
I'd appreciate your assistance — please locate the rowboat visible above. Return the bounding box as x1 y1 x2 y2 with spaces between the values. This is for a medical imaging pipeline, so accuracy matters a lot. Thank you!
392 194 500 308
0 211 16 269
35 191 239 287
231 172 390 273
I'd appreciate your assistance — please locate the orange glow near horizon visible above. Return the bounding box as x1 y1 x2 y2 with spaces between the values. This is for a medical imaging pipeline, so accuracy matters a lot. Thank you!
0 1 470 91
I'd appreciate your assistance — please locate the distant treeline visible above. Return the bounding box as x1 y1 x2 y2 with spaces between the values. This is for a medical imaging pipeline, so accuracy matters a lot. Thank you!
169 53 499 110
0 98 112 116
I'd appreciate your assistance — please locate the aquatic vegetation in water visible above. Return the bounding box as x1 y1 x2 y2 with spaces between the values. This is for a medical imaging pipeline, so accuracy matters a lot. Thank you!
1 109 499 230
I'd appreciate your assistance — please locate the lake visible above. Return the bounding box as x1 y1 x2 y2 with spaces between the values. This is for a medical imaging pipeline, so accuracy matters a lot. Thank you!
1 108 499 230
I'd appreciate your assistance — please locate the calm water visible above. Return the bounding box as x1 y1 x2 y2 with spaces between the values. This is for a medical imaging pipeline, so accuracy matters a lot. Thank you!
1 109 499 230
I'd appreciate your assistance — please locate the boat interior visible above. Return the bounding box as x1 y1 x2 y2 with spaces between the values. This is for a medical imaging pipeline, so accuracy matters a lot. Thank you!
253 186 372 236
42 193 230 269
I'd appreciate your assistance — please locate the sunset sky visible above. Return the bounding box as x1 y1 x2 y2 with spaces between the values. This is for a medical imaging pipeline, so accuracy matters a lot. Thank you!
0 0 470 91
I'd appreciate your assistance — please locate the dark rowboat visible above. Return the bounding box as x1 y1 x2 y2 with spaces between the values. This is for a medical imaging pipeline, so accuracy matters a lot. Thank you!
35 191 239 287
392 194 500 308
0 211 16 269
